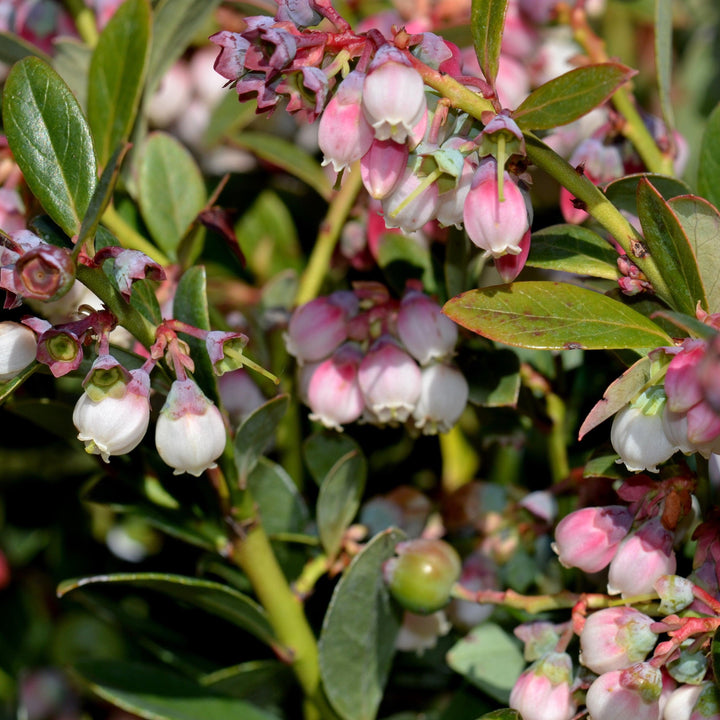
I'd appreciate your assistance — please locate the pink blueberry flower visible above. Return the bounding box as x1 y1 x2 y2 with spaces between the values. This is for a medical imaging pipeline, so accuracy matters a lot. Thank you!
585 662 663 720
412 363 468 434
509 652 576 720
360 138 408 199
396 290 458 365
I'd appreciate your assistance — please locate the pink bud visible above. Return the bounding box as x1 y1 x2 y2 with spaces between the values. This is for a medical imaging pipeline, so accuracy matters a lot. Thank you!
463 158 531 257
285 292 356 364
360 138 408 199
552 505 633 573
381 167 439 232
580 607 657 675
359 337 422 424
686 400 720 446
362 46 427 143
0 321 37 381
412 363 468 434
435 152 478 229
155 379 226 476
396 291 458 365
302 342 365 430
665 341 706 413
607 517 677 597
509 652 576 720
318 70 375 172
585 663 662 720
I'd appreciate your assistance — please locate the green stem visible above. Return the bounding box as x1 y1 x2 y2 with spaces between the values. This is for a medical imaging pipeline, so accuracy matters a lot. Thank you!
546 392 570 483
295 165 363 305
102 205 171 267
76 264 157 348
64 0 99 48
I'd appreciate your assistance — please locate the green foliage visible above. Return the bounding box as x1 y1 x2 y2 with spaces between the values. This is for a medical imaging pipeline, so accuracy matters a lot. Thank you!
470 0 508 88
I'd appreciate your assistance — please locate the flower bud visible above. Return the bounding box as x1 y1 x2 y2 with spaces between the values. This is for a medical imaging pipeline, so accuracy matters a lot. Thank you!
318 70 375 172
383 538 461 614
360 138 408 199
73 360 151 463
552 505 633 573
585 662 662 720
381 166 439 232
155 379 226 476
509 652 576 720
463 158 531 257
358 337 422 424
611 388 678 472
302 342 365 430
14 243 76 302
664 341 706 414
607 517 677 597
665 682 720 720
0 321 37 381
362 46 427 143
412 362 469 434
396 291 458 365
285 292 357 364
580 607 657 675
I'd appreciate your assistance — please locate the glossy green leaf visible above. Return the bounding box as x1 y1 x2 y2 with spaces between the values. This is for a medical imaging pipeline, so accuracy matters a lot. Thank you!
319 528 405 720
669 195 720 314
303 432 363 486
0 30 51 65
513 63 635 130
58 573 278 650
247 456 308 535
655 0 674 132
475 710 521 720
0 362 39 405
72 660 281 720
147 0 223 95
317 451 367 559
637 178 706 314
446 622 525 704
470 0 508 87
201 660 292 700
231 132 332 200
583 452 625 480
443 281 673 350
603 173 691 217
578 355 654 439
234 395 289 486
527 224 620 279
138 132 207 260
88 0 151 166
3 57 97 237
698 104 720 209
377 232 437 296
236 190 303 282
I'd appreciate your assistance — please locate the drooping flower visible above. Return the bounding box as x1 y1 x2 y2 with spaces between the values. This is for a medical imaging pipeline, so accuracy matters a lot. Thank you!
0 321 37 382
509 652 576 720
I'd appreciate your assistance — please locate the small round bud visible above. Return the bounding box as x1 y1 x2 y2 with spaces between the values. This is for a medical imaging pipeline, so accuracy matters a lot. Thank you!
383 538 461 614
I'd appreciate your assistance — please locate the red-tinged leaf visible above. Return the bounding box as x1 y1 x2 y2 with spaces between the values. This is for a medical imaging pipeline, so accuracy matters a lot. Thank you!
512 63 636 130
443 281 673 351
470 0 508 88
578 355 654 440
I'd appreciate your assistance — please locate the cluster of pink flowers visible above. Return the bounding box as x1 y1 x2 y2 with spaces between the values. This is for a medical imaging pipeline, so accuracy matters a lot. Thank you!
285 283 468 434
510 472 720 720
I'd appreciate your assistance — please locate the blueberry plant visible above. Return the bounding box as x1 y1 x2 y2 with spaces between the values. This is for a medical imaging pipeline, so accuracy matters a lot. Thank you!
1 1 720 719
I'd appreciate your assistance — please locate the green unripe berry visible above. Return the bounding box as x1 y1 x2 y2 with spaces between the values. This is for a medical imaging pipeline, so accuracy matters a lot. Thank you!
383 538 461 614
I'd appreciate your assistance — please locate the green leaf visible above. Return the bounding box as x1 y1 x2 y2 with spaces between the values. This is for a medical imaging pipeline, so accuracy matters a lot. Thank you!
464 348 520 407
446 622 525 704
698 103 720 209
137 132 207 260
654 0 674 133
470 0 508 87
147 0 223 95
0 362 38 405
58 573 279 651
377 232 437 296
3 57 97 237
475 710 521 720
513 63 635 130
303 432 363 486
578 355 654 439
201 660 292 700
443 281 673 350
603 173 691 217
88 0 151 166
236 190 303 282
317 450 367 559
636 178 706 314
72 660 281 720
52 38 93 109
319 528 405 720
234 395 289 486
0 31 52 65
527 224 620 280
669 195 720 314
231 132 332 200
247 456 309 536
